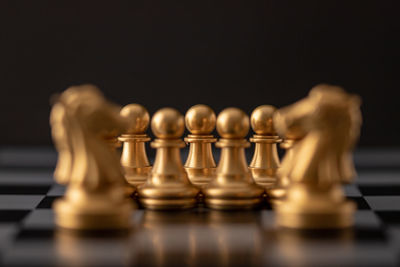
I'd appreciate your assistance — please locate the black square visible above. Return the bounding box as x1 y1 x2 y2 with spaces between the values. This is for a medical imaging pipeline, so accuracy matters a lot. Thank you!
376 211 400 225
359 185 400 196
16 229 54 240
0 210 30 222
36 196 60 209
347 196 371 210
353 227 387 242
0 185 51 195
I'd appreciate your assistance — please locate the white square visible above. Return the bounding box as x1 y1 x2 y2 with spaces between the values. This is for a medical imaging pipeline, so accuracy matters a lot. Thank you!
0 195 44 210
365 196 400 211
46 184 65 196
22 210 55 229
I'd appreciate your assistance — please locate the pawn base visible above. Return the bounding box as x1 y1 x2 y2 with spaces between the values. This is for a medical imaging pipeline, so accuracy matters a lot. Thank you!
124 166 152 187
204 197 263 210
185 167 216 189
138 198 198 210
250 168 277 189
254 178 276 190
204 183 264 210
138 183 199 210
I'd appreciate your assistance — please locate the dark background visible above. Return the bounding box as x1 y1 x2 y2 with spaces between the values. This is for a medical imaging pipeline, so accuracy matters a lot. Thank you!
0 0 398 147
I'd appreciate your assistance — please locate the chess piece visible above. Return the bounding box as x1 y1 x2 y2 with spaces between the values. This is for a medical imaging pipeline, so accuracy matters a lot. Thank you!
104 117 135 197
249 105 282 189
50 85 133 230
100 108 137 196
184 104 217 188
119 104 152 188
204 107 264 210
266 132 301 200
104 132 122 151
273 84 362 229
138 108 199 210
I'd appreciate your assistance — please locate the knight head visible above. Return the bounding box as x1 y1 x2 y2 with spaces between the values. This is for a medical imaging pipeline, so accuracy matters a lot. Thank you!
274 84 362 145
50 85 128 185
273 84 362 185
54 84 128 138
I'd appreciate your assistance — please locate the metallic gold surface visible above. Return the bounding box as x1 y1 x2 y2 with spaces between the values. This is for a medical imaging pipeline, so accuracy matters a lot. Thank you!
150 107 185 139
204 108 264 210
138 108 199 210
184 104 217 188
273 84 362 229
119 104 152 188
104 135 134 196
249 105 282 189
266 136 298 200
50 85 133 230
104 136 122 150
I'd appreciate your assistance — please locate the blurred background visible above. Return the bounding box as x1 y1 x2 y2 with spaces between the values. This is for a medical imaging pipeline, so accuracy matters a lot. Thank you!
0 0 398 147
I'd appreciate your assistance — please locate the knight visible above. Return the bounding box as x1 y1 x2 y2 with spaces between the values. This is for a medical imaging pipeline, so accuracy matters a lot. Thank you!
50 84 133 230
273 84 362 229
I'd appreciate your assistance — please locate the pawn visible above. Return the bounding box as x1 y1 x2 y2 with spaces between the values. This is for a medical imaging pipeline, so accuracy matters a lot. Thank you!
119 104 152 188
267 134 297 199
103 128 133 197
104 131 122 151
249 105 282 189
184 104 217 188
203 108 264 210
267 127 305 201
138 108 199 210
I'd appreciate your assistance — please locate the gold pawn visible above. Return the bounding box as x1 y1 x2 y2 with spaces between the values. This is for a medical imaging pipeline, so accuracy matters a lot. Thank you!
184 104 217 188
138 108 199 210
266 133 300 200
119 104 152 188
249 105 282 189
104 135 122 151
104 131 134 197
204 107 264 210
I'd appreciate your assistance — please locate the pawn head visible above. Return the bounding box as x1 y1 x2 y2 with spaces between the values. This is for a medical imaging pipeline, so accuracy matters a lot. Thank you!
120 104 150 134
185 104 216 135
250 105 277 135
217 107 249 139
151 108 184 139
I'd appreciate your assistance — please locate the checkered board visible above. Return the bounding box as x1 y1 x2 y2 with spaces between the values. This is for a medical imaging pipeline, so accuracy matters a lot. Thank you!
0 147 399 267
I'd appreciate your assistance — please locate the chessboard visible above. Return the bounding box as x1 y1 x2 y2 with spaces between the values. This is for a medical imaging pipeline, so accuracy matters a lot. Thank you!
0 147 399 267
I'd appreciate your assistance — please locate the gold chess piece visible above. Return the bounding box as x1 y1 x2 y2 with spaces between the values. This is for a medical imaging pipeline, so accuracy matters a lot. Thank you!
104 132 122 151
101 109 136 197
249 105 282 189
204 107 264 210
273 84 362 229
50 85 133 230
138 108 199 210
119 104 152 188
267 132 302 200
105 124 135 197
184 104 217 188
